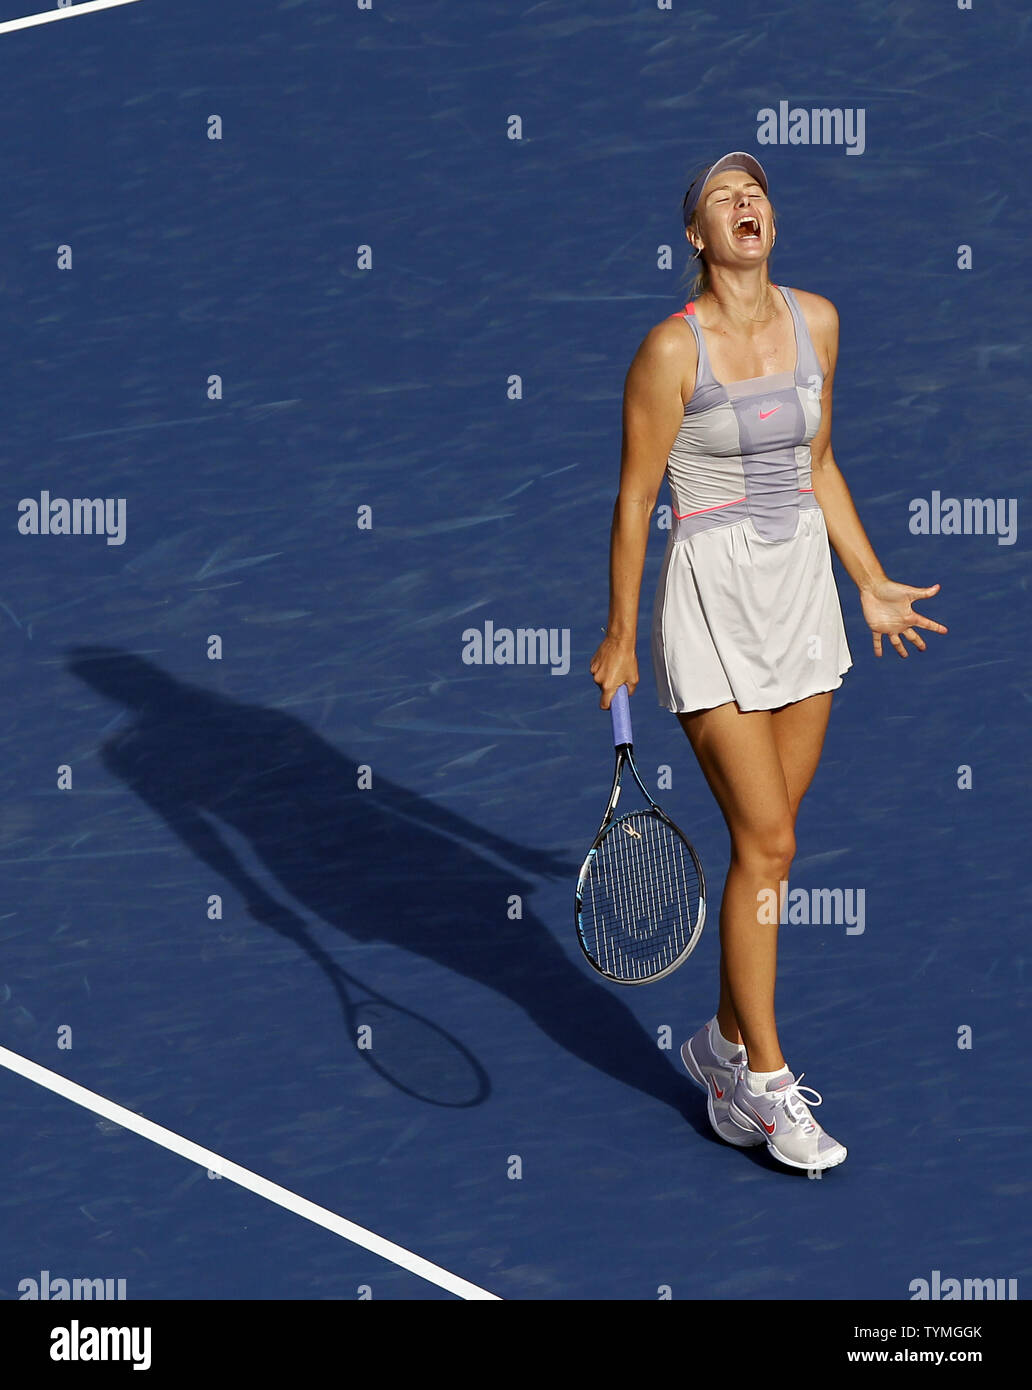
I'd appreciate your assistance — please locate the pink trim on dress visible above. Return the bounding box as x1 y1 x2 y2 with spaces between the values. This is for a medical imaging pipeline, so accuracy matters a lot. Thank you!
673 495 748 520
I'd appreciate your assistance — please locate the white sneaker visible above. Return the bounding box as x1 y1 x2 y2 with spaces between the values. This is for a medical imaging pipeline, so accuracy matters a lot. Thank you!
681 1022 765 1148
728 1069 847 1171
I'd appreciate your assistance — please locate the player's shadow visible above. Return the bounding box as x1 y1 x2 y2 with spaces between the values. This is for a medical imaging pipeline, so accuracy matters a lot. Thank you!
66 646 707 1127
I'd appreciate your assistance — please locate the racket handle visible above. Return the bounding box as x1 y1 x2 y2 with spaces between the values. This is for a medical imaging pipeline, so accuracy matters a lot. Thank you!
610 684 633 747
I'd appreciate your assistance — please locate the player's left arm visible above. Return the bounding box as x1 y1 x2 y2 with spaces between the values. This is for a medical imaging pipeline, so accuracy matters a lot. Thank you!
798 290 887 594
797 289 946 657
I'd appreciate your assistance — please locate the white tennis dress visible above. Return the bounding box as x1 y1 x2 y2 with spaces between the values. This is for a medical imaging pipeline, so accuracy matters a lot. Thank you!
651 285 852 713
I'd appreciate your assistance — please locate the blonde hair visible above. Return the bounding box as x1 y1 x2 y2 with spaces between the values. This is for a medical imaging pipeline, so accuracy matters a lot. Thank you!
677 169 778 302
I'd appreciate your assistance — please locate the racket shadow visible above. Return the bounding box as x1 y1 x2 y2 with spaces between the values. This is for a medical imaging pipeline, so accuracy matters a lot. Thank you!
67 647 706 1126
336 966 490 1108
244 891 489 1107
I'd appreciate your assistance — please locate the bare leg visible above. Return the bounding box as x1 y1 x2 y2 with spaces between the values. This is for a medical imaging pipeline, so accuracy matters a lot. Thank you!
770 691 833 820
716 949 742 1045
679 691 833 1070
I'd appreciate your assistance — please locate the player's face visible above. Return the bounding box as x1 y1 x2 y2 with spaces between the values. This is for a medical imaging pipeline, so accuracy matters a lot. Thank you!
691 169 772 262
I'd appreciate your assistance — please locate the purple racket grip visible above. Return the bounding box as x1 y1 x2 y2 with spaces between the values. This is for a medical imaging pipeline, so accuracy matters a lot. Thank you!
610 684 633 747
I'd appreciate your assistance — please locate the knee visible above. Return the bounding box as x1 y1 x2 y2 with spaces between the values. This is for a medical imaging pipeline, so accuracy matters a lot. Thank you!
733 824 796 881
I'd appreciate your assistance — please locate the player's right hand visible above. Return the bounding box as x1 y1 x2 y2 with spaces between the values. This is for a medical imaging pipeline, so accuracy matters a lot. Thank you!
590 634 639 709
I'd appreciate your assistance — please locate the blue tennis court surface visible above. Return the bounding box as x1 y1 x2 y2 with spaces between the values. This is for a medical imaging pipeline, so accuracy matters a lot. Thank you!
0 0 1028 1303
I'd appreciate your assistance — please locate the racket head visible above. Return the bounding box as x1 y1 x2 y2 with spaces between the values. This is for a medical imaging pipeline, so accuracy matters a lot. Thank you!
575 804 706 984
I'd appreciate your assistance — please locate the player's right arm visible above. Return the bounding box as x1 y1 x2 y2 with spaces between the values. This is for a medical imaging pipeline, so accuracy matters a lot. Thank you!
590 320 693 707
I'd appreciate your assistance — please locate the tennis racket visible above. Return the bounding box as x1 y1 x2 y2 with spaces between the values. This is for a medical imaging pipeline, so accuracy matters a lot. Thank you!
575 685 706 983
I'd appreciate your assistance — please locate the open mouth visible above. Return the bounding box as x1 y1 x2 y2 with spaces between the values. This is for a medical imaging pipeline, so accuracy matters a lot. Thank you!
732 214 762 242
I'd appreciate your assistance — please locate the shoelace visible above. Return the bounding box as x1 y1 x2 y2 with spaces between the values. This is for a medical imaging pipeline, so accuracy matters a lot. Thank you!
773 1073 823 1133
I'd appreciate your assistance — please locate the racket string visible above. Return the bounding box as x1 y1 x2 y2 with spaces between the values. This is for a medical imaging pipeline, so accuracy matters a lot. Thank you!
582 810 702 979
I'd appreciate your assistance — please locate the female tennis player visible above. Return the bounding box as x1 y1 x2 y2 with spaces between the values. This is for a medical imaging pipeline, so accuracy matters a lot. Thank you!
590 151 946 1171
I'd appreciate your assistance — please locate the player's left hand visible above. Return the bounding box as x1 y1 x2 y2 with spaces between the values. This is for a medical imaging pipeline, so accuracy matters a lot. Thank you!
860 579 947 658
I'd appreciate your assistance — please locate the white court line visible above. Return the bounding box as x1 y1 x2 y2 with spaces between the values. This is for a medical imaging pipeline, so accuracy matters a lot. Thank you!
0 0 141 36
0 1044 501 1300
